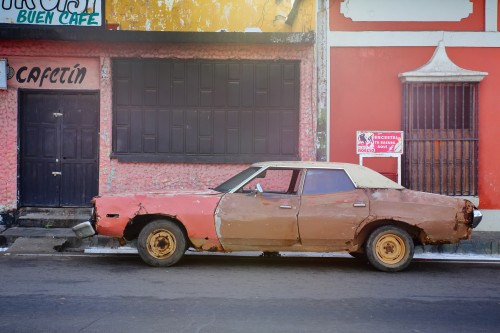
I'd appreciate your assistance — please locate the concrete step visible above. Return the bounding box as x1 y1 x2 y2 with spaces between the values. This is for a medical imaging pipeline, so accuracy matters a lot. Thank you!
0 227 117 253
1 227 82 249
16 207 92 228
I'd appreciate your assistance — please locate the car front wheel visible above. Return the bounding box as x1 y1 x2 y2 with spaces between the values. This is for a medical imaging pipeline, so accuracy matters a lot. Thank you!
365 226 414 272
137 220 187 267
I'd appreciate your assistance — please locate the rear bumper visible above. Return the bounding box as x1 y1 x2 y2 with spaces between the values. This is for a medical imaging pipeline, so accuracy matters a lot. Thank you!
471 209 483 229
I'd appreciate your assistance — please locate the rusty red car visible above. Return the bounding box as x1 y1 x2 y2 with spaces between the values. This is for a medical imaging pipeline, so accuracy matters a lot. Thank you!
73 161 482 272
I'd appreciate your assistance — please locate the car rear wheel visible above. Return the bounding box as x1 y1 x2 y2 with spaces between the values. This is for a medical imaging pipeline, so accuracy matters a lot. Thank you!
365 226 414 272
137 220 187 267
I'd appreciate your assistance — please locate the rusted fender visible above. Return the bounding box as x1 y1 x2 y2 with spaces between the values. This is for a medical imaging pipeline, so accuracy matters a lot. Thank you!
358 189 474 244
94 190 224 251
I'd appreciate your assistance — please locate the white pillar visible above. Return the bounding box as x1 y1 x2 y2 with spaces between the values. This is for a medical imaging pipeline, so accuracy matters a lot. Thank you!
485 0 498 32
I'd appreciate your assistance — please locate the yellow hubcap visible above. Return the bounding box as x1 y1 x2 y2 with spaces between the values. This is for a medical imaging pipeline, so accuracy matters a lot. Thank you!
375 233 406 265
146 229 176 259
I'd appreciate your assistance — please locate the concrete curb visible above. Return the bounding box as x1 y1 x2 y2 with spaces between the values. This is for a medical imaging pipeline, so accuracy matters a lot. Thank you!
1 227 500 257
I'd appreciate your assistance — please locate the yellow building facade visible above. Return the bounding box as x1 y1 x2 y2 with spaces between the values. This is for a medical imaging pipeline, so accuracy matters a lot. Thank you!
106 0 315 32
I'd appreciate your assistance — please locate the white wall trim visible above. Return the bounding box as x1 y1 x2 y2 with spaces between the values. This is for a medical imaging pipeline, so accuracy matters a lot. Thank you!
329 31 500 47
485 0 498 32
339 0 473 22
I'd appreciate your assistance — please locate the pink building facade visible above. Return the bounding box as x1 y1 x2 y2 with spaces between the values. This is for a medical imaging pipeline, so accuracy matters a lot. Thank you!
0 35 316 220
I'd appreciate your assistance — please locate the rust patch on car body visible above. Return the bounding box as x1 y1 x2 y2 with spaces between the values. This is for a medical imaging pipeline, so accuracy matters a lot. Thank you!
359 188 474 245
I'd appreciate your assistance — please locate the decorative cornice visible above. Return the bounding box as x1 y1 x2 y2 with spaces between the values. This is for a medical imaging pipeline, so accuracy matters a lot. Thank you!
399 41 488 82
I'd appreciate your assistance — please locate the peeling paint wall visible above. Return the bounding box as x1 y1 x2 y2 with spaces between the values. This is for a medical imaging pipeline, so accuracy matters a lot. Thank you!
106 0 315 32
0 40 315 207
289 0 316 32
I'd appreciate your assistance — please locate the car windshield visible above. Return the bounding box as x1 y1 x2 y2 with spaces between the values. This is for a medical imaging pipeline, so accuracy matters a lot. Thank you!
213 167 261 193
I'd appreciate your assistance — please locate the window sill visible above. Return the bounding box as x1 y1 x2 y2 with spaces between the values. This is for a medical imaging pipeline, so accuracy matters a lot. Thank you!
110 153 299 164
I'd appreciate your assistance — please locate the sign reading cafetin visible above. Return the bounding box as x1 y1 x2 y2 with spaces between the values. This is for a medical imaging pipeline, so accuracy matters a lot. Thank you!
7 57 99 90
356 131 404 155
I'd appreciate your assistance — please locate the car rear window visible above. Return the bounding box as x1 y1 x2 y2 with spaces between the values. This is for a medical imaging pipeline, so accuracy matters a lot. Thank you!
303 169 355 195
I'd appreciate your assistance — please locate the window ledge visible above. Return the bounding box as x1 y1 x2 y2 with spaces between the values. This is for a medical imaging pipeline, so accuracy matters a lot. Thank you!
110 153 299 164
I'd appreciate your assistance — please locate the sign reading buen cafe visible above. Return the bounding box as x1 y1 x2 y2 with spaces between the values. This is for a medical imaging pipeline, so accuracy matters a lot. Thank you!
0 0 102 26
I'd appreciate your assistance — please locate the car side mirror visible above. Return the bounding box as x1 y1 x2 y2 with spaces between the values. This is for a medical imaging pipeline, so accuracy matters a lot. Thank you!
255 183 263 194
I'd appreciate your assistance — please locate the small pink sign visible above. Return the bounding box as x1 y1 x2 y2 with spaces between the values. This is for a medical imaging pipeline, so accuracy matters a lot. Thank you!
356 131 404 154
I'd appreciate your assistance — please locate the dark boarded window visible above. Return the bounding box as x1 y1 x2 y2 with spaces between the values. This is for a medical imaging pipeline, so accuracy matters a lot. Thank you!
112 59 300 163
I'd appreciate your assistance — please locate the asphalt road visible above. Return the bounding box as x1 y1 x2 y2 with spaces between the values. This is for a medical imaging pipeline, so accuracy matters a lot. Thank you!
0 253 499 333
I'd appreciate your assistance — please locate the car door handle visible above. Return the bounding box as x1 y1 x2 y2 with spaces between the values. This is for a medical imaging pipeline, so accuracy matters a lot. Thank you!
353 202 366 207
52 171 62 176
280 205 293 209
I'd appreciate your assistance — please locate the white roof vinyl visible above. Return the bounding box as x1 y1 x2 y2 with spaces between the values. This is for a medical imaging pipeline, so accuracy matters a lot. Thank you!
252 161 404 190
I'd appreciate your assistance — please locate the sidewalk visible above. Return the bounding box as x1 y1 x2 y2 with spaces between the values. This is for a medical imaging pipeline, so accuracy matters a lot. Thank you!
1 226 499 258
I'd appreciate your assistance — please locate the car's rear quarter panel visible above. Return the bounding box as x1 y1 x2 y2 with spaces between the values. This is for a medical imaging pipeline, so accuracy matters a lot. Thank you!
364 189 472 243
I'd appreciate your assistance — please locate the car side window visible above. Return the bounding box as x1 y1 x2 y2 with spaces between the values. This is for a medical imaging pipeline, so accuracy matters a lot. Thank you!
303 169 355 195
243 168 302 195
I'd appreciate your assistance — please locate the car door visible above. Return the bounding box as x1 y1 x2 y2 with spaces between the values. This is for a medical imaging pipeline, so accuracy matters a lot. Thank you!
215 168 302 251
298 168 370 251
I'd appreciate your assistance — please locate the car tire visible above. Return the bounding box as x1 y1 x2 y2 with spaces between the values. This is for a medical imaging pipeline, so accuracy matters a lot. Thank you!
137 220 187 267
365 225 414 272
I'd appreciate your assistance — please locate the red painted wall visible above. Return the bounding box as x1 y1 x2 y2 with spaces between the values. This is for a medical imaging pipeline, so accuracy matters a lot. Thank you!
330 46 500 209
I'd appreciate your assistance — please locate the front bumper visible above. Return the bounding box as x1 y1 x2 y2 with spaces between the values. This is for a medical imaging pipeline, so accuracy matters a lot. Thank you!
72 221 96 239
471 209 483 229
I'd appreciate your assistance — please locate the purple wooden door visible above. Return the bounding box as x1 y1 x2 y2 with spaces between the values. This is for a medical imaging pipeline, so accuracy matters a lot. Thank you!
20 90 99 207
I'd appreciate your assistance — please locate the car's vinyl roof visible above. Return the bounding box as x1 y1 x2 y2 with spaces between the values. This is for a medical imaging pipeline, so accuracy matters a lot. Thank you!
252 161 404 189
